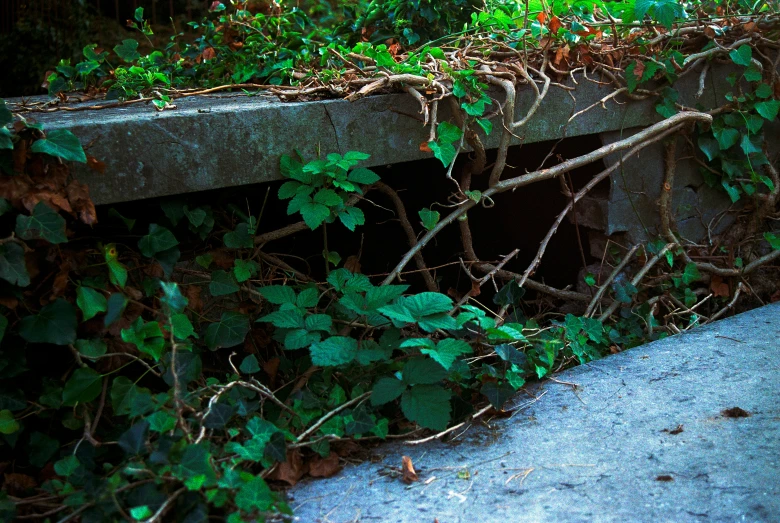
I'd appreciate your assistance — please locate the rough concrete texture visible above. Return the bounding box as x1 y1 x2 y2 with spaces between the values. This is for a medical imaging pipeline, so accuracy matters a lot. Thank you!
9 75 660 205
287 302 780 522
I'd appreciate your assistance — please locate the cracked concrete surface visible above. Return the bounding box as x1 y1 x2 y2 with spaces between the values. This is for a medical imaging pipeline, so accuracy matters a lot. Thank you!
287 302 780 522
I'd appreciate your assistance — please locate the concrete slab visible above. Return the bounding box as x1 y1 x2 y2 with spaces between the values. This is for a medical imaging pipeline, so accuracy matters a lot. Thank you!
7 77 661 205
287 302 780 522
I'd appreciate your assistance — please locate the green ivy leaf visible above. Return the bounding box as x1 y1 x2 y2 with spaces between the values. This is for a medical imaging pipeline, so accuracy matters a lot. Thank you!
15 202 67 244
114 39 141 62
0 242 30 287
401 384 451 430
138 224 178 258
121 317 165 361
76 286 107 320
309 336 357 366
30 129 86 163
160 281 188 314
105 244 127 289
75 339 107 358
171 313 195 340
205 312 250 350
224 223 253 249
0 410 19 434
53 455 80 477
104 292 128 327
240 354 261 374
129 506 153 521
111 376 155 417
729 44 752 67
481 381 515 409
20 299 77 345
765 232 780 251
418 208 440 231
28 432 59 467
682 263 701 285
62 367 103 406
235 476 274 513
209 270 240 296
755 99 780 121
0 99 12 127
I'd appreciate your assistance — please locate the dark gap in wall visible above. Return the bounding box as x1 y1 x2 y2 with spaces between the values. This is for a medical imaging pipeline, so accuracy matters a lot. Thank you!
101 133 609 298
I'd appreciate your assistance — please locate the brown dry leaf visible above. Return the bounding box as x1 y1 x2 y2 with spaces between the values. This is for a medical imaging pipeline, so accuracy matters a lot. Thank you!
12 139 28 173
201 47 217 61
66 180 98 225
182 285 203 313
743 21 756 32
536 11 547 25
4 473 37 495
548 15 562 35
344 255 362 274
86 155 106 174
23 189 72 214
419 141 432 153
0 175 32 205
721 407 750 418
401 455 418 484
308 452 342 478
263 357 280 386
470 280 482 297
268 450 308 486
710 275 730 298
632 60 645 79
51 264 71 300
770 290 780 303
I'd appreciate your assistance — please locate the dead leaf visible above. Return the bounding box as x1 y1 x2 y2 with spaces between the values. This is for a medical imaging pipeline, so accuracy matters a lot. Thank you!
536 11 547 25
770 290 780 303
420 141 432 153
308 452 342 478
268 450 307 486
4 473 37 495
710 275 730 298
344 255 361 274
632 60 645 80
554 45 570 66
548 15 562 35
470 280 481 297
401 455 418 484
201 47 217 61
263 357 280 386
66 180 97 225
721 407 750 418
655 475 674 482
743 21 756 32
182 285 203 313
661 424 684 435
87 155 106 174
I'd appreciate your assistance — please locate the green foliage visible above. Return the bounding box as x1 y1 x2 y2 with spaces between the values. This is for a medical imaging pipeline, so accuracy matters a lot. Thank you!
278 151 377 230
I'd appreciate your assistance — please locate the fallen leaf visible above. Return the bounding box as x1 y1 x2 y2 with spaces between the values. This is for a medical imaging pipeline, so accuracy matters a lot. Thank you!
268 450 307 486
661 424 684 435
4 473 37 495
87 155 106 174
721 407 750 418
710 275 730 298
308 452 342 478
263 357 280 386
470 280 481 297
420 141 432 153
655 475 674 482
401 455 418 484
182 285 203 313
344 255 362 274
536 11 547 25
201 47 216 61
66 180 97 225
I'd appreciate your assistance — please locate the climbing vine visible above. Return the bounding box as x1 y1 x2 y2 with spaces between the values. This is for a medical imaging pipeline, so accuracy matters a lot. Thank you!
1 0 779 521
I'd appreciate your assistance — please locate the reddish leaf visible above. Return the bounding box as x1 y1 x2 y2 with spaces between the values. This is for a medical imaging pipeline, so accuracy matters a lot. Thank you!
419 141 432 153
710 275 730 298
536 12 547 24
87 155 106 174
401 455 418 484
201 47 217 61
66 180 98 225
632 60 645 79
344 255 361 274
548 15 562 35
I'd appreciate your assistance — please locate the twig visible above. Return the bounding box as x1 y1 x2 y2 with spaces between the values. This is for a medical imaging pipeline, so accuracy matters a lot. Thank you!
598 243 677 321
296 391 372 443
705 282 746 324
585 244 641 317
